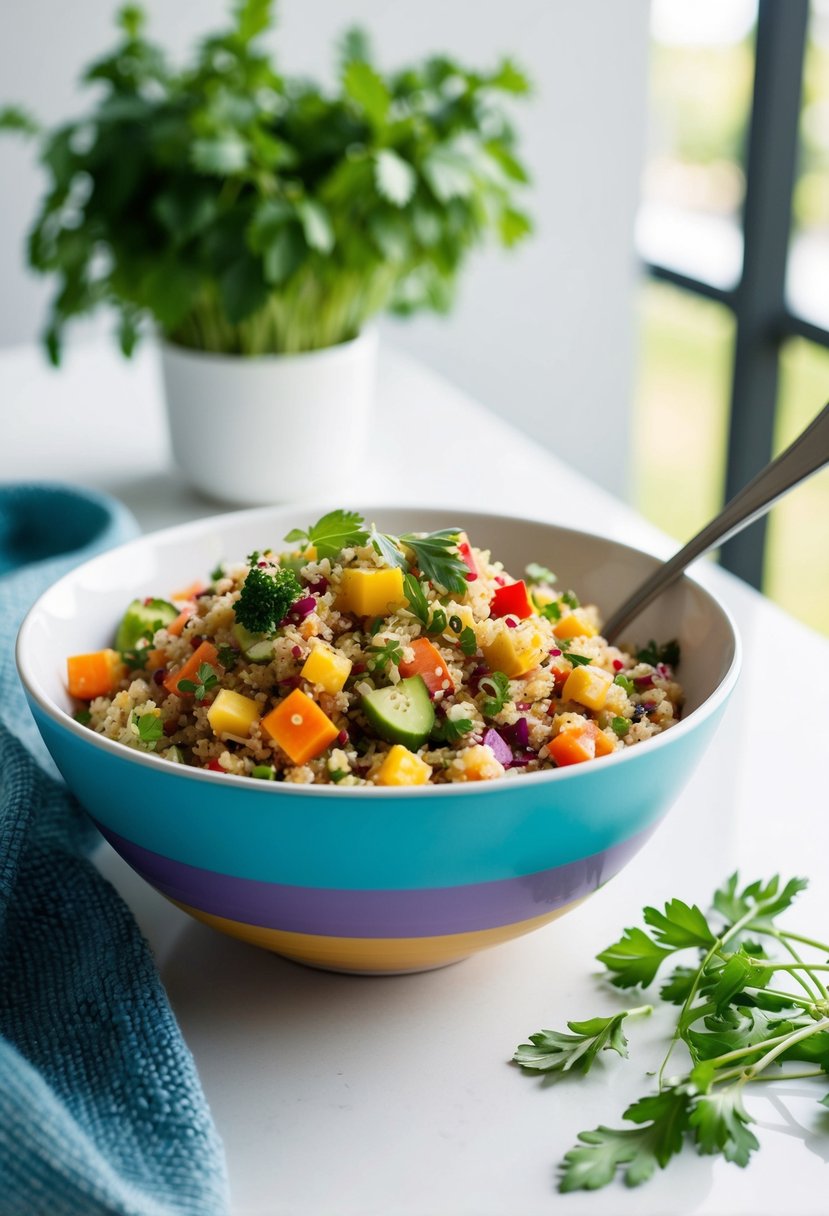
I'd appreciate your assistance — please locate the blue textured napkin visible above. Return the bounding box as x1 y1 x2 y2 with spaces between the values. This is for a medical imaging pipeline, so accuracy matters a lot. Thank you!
0 484 230 1216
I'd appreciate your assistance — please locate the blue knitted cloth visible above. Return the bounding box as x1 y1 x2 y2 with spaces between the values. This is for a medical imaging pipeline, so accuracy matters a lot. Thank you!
0 484 230 1216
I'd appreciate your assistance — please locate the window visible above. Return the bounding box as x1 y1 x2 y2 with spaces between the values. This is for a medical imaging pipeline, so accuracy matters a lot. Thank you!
635 0 829 636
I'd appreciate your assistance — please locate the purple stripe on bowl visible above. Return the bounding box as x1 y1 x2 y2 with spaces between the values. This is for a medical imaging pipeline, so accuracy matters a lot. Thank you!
97 823 652 938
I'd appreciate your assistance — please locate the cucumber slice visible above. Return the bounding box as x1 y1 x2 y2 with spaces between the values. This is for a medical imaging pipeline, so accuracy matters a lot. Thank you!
361 675 435 750
115 598 178 651
164 745 186 764
233 622 274 663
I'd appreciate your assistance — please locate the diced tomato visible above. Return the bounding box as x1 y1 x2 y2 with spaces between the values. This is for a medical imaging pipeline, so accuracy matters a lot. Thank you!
490 580 533 621
398 637 454 697
457 534 478 581
205 758 224 772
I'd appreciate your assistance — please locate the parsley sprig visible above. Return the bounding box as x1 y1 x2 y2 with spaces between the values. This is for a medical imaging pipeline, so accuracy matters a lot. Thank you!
514 873 829 1193
178 662 220 702
132 709 164 747
285 510 369 561
430 717 474 745
479 671 510 716
366 638 404 674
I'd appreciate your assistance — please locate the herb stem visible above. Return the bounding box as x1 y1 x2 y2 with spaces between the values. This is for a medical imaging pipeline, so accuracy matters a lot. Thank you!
745 1017 829 1077
779 929 829 954
748 961 829 974
774 930 828 1001
745 1068 826 1083
708 1026 812 1069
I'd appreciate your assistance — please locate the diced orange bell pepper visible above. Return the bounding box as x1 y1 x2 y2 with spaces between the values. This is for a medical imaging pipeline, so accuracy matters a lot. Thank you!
163 641 221 698
146 648 167 672
549 720 613 767
170 580 206 602
67 649 125 700
398 637 454 697
261 688 339 765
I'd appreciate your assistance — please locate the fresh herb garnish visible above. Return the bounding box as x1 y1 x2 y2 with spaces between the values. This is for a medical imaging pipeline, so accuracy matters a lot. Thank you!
430 717 474 745
210 562 225 583
121 645 151 671
369 528 408 572
636 638 681 668
73 709 92 725
610 716 630 737
399 529 468 594
614 673 635 695
178 662 220 702
426 608 448 635
525 562 557 586
403 573 430 625
285 510 369 561
479 671 510 716
367 638 404 674
235 563 302 635
329 769 349 783
251 764 276 780
132 709 164 746
368 616 385 637
514 873 829 1193
565 653 592 668
216 645 238 671
561 590 580 610
539 601 562 622
458 626 478 657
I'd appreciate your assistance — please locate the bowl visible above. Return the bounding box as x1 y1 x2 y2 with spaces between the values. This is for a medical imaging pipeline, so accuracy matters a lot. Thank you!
16 505 740 975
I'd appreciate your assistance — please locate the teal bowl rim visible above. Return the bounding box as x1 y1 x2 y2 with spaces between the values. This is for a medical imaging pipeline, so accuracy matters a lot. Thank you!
16 502 742 801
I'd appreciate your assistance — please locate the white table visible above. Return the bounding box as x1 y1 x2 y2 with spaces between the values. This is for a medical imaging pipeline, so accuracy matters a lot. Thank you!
4 338 829 1215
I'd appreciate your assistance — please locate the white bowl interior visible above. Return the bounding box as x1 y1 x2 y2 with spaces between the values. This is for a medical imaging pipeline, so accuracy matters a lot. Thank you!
19 504 737 732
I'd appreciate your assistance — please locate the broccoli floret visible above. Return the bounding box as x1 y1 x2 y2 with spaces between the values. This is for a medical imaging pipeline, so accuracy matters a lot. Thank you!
234 563 302 635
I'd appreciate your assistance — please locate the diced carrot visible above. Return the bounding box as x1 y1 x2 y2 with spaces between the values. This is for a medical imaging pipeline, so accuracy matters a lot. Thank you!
163 641 221 697
398 637 454 697
261 688 339 765
167 605 194 637
170 580 205 602
67 649 125 700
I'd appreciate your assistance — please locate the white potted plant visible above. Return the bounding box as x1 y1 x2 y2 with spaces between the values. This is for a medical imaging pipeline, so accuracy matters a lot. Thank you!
2 2 533 505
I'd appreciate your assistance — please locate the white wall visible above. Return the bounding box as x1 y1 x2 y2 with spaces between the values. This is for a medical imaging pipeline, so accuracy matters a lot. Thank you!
0 1 650 500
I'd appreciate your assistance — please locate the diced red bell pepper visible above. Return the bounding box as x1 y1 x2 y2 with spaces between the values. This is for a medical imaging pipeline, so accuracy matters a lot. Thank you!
457 534 478 581
490 579 533 620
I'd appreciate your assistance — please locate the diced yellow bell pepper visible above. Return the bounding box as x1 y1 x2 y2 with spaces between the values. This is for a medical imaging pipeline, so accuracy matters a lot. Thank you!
207 689 261 738
561 664 613 711
553 613 598 640
480 622 544 679
301 641 352 693
336 567 407 617
375 744 432 786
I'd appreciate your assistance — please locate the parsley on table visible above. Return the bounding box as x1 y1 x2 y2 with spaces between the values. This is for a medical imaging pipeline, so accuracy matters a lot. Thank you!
284 510 369 561
132 710 164 746
514 872 829 1193
178 662 220 701
479 671 510 716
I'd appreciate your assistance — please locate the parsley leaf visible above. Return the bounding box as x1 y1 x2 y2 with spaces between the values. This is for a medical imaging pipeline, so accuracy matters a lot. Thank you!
399 529 468 594
561 589 580 609
559 1090 690 1192
596 926 675 990
210 562 225 582
688 1087 759 1167
458 626 478 656
565 653 592 668
430 717 474 745
74 709 92 725
132 710 164 746
370 528 407 571
636 638 681 667
514 1012 636 1075
614 673 635 695
285 510 369 561
367 638 403 673
539 600 561 621
178 662 220 701
479 671 510 717
643 899 716 951
525 562 556 586
611 716 630 737
402 573 430 626
712 873 809 929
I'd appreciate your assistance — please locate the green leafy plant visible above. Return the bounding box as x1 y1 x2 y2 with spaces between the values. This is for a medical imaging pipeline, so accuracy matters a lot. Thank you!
0 0 532 363
177 662 221 701
514 873 829 1193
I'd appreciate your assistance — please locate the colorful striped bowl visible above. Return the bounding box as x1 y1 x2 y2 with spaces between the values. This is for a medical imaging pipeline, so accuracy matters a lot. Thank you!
17 506 740 975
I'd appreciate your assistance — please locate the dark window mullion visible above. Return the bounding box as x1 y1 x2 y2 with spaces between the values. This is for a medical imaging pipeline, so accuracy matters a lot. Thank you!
720 0 809 587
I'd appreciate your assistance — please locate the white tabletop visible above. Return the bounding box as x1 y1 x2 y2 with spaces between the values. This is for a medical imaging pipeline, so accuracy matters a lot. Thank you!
4 338 829 1216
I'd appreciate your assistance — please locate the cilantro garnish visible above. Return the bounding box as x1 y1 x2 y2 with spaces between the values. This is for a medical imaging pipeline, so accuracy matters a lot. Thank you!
210 562 225 582
611 716 630 737
284 509 369 561
565 653 592 668
74 709 92 725
614 673 635 695
479 671 510 716
514 872 829 1193
561 589 580 609
430 717 474 745
636 638 681 668
132 709 164 746
235 563 302 635
525 562 557 586
178 662 220 701
539 600 561 621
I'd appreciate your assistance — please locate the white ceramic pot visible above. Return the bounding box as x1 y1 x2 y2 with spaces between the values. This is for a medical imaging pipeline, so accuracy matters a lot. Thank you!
159 328 378 505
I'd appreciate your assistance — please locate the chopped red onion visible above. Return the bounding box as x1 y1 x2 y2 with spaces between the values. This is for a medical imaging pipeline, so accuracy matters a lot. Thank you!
287 595 317 621
482 728 512 767
634 673 654 689
291 645 302 658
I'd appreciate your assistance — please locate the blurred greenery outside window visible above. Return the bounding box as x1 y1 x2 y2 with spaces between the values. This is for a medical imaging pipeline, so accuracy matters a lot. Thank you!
634 0 829 637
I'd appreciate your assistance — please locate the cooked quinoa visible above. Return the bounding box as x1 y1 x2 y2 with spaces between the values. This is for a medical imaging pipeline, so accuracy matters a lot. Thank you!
68 513 684 785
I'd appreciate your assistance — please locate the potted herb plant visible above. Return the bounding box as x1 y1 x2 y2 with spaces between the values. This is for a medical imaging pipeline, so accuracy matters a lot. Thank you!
1 1 532 505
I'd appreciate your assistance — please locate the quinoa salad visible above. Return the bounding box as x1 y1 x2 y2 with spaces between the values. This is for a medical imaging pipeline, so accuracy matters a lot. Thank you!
66 510 684 786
